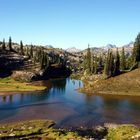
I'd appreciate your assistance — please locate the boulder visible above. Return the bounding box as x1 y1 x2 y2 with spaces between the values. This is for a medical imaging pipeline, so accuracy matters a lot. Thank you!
11 71 38 82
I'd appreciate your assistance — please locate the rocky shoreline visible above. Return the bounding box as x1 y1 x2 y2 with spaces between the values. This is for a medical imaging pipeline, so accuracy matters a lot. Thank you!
0 120 140 140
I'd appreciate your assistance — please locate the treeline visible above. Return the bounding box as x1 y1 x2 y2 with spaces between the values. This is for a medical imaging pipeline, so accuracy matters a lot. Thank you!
0 37 68 70
83 33 140 78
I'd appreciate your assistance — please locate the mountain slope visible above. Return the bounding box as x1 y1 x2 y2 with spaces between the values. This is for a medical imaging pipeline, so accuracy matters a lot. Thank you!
81 68 140 96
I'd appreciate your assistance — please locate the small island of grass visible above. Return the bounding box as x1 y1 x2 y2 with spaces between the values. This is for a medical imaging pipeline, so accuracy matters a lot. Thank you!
0 77 47 95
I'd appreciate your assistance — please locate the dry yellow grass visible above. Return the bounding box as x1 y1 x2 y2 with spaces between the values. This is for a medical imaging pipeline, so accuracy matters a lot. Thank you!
81 68 140 96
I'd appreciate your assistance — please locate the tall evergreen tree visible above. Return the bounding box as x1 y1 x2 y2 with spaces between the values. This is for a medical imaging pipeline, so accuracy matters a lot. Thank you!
20 40 24 55
113 48 120 76
8 37 12 51
108 50 114 77
98 53 103 67
86 45 91 72
26 47 30 57
104 49 115 78
44 53 49 69
120 47 126 70
94 57 98 74
38 49 42 62
30 45 33 58
83 55 87 70
104 49 110 77
132 33 140 63
2 39 6 50
41 51 45 69
90 54 94 73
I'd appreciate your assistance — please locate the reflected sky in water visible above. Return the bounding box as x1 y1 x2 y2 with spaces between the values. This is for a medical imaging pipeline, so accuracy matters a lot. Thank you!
0 78 140 128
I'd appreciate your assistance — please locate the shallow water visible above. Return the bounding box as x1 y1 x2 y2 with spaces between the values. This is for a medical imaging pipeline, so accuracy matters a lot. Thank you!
0 78 140 128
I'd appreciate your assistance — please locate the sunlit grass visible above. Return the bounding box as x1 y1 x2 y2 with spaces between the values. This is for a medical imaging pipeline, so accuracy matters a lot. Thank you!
80 68 140 96
0 77 47 92
106 125 140 140
0 120 82 139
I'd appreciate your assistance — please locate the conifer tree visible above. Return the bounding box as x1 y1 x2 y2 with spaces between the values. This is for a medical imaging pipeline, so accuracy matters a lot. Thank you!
104 50 110 77
26 47 30 57
83 55 87 70
20 40 24 55
90 54 94 73
44 53 49 69
113 48 120 76
38 49 42 62
120 47 126 70
41 51 45 69
98 53 103 67
86 45 91 72
2 39 6 50
94 58 98 74
8 37 12 51
132 33 140 63
104 49 115 78
30 45 33 58
108 50 114 77
40 51 49 69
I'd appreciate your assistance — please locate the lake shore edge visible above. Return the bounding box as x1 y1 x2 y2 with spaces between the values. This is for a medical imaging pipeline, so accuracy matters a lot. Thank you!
78 88 140 97
0 119 140 140
71 68 140 97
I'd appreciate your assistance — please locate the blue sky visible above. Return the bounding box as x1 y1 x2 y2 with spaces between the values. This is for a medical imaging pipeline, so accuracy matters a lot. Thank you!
0 0 140 49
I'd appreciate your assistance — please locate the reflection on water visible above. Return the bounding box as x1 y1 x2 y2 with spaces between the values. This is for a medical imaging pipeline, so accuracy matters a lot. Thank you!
0 78 140 128
51 78 66 94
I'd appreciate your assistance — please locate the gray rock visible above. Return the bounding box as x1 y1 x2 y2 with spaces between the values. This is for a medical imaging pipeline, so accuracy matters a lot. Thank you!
9 133 15 137
11 71 38 82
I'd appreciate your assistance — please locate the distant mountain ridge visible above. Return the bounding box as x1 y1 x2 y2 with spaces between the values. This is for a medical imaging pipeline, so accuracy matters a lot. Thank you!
66 47 81 53
102 44 117 50
66 42 134 54
91 42 134 50
122 41 134 48
81 42 134 56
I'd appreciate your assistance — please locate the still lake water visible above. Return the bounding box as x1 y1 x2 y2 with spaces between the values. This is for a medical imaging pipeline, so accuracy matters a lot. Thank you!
0 78 140 128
